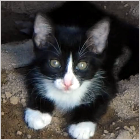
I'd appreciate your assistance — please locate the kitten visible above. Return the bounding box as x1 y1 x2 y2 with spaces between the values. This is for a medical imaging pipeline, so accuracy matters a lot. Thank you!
24 2 139 139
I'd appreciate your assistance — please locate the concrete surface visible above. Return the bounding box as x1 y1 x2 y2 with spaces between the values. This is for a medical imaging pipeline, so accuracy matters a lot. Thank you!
1 40 34 70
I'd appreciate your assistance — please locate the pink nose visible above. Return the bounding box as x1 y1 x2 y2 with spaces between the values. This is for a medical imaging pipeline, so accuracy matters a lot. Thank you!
63 79 72 89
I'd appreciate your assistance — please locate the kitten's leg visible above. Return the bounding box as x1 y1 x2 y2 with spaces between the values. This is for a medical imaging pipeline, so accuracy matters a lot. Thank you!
68 98 109 139
24 92 54 130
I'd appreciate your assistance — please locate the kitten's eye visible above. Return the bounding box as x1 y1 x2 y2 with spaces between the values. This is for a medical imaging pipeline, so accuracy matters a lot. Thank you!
76 62 88 70
50 60 61 68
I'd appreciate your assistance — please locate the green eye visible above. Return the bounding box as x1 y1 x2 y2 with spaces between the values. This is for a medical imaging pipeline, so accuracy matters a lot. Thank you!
76 61 88 70
50 59 61 68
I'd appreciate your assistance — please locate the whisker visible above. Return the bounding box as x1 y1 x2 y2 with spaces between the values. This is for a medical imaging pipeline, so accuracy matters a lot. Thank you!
79 51 89 58
79 36 93 55
50 34 62 54
46 41 60 55
79 42 93 57
43 50 60 56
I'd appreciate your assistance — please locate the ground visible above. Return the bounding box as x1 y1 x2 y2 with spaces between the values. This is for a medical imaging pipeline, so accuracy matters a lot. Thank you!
1 1 139 139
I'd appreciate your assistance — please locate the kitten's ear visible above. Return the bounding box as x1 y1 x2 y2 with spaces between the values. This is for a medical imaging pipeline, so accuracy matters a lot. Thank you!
87 19 110 54
33 13 52 47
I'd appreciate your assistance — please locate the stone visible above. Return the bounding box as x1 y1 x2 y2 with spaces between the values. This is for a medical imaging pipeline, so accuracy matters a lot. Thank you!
112 122 115 125
27 134 31 139
17 131 22 135
130 126 135 131
20 99 26 104
5 92 12 99
1 112 4 115
124 4 128 7
1 94 6 99
1 40 35 70
63 132 68 137
10 96 19 105
116 130 132 139
3 99 6 103
115 127 120 130
124 126 133 132
110 133 115 138
104 6 106 9
104 130 109 134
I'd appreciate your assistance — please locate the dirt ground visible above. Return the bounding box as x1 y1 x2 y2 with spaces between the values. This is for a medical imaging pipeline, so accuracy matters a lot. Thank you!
1 1 139 139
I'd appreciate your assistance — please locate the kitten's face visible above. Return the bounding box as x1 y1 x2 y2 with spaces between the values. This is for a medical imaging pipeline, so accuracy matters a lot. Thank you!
36 44 100 93
33 13 110 93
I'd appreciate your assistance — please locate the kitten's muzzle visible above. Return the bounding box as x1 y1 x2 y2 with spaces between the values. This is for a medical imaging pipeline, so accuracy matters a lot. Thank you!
63 76 73 90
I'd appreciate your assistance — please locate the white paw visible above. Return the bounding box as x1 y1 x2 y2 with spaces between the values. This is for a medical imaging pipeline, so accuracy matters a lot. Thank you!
25 108 52 130
68 122 96 139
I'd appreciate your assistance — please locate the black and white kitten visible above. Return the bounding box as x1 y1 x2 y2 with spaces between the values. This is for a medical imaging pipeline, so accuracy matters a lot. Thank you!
24 2 139 139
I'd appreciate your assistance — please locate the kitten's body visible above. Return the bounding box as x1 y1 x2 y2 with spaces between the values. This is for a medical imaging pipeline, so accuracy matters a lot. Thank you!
24 2 139 139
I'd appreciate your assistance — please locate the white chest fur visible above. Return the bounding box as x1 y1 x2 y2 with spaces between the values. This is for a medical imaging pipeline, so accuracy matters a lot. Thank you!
41 79 92 112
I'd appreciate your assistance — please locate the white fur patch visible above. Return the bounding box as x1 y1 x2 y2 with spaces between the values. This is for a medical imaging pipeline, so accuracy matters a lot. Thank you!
44 79 92 111
25 108 52 130
63 54 74 87
68 122 96 139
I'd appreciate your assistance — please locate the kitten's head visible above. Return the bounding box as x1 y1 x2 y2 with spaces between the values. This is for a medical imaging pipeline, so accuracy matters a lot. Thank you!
33 13 110 93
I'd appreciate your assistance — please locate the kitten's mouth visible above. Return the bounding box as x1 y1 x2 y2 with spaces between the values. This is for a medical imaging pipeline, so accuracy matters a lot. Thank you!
64 86 70 91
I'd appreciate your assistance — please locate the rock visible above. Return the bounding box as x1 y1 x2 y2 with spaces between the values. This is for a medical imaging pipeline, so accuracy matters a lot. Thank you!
63 132 68 137
110 133 115 138
133 134 139 139
130 126 135 131
3 99 6 103
17 131 22 135
112 122 115 125
124 4 128 7
1 40 35 70
1 112 4 115
20 99 26 104
27 134 31 139
104 6 106 9
10 96 19 105
115 127 120 130
104 130 109 134
1 94 6 99
116 130 132 139
5 92 12 99
124 126 133 132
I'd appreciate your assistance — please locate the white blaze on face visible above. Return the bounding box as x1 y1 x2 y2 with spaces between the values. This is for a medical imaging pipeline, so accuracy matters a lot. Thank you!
64 53 74 88
54 53 80 92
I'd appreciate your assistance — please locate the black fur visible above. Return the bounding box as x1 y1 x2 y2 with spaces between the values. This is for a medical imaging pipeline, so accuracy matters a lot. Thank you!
25 2 139 138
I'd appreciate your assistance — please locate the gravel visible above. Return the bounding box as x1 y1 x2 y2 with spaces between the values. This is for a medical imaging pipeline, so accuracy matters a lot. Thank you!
104 130 109 134
10 97 19 105
27 134 31 139
110 74 139 119
17 131 22 135
116 130 132 139
5 92 12 99
1 112 5 116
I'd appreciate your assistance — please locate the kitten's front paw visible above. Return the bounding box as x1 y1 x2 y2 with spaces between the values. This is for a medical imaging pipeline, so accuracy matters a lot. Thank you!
25 108 52 130
68 122 96 139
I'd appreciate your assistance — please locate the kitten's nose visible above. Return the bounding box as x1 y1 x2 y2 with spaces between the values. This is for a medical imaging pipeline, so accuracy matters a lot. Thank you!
63 74 73 89
64 79 72 87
